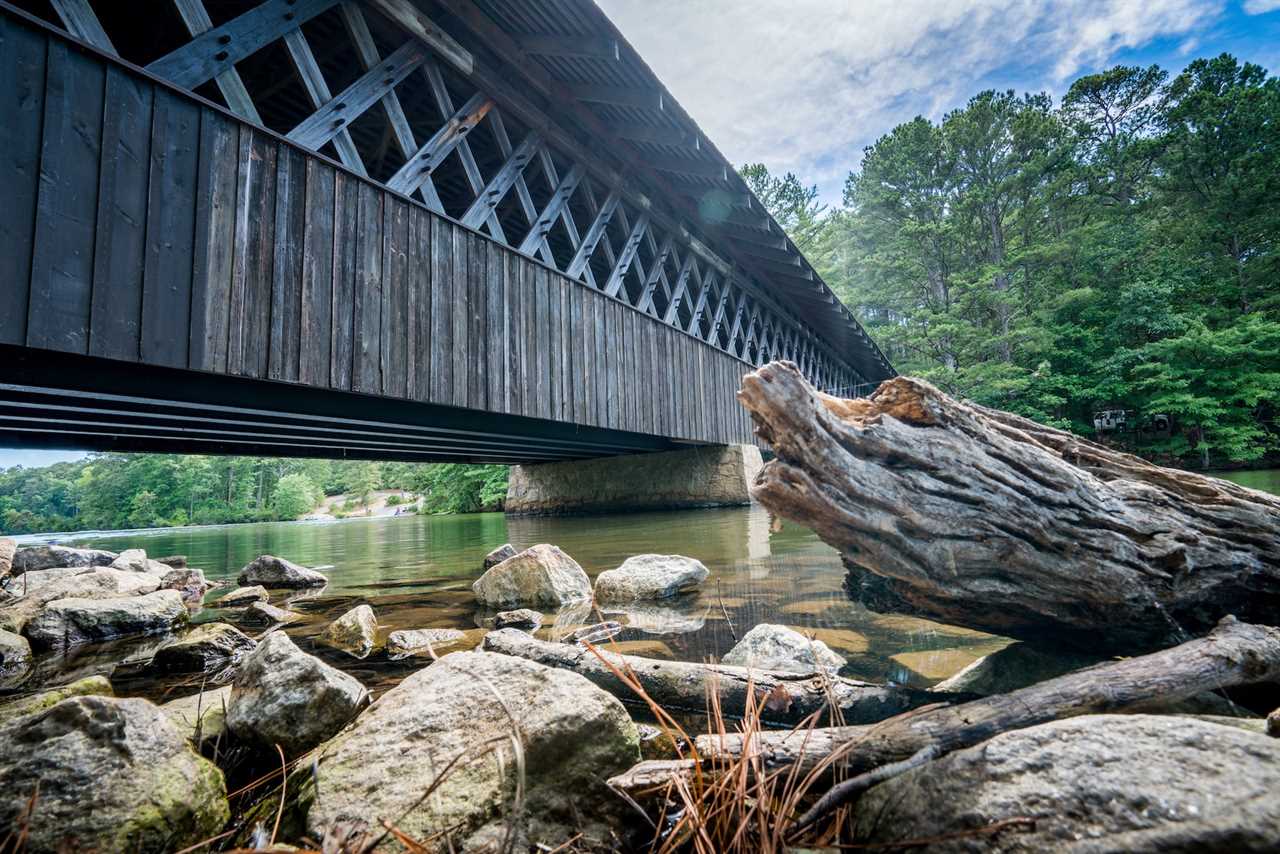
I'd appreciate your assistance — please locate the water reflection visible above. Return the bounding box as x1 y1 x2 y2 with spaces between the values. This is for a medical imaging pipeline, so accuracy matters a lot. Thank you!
23 506 1013 698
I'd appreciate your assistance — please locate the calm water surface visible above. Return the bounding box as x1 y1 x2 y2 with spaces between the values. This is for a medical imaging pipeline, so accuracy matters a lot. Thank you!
22 507 1012 701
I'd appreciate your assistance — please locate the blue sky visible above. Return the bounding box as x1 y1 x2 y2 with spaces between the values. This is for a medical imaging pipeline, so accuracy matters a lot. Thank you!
598 0 1280 204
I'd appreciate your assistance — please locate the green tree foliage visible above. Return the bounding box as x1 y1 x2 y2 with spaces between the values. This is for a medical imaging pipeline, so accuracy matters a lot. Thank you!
271 473 321 520
747 54 1279 466
412 464 509 515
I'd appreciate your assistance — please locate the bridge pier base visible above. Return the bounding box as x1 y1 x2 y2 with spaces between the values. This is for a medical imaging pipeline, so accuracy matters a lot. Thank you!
504 445 764 515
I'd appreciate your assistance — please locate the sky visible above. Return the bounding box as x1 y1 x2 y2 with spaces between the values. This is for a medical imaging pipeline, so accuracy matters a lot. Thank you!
597 0 1280 205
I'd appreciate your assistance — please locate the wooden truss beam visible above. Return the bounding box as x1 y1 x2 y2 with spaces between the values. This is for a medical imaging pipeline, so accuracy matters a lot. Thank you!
604 213 648 298
50 0 113 51
364 0 473 75
460 129 541 230
516 162 583 257
385 91 493 195
566 190 621 280
172 0 262 124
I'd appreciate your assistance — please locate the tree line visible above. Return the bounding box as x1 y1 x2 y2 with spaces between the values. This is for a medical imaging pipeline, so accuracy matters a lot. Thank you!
744 54 1279 467
0 454 508 535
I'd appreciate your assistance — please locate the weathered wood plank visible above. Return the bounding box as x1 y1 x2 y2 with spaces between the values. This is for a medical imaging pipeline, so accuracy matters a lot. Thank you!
28 40 105 355
410 207 431 402
459 129 540 230
330 170 358 390
172 0 263 125
382 197 409 398
147 0 338 90
504 251 522 415
89 68 152 362
0 17 46 346
385 92 491 197
468 231 487 409
486 241 504 412
235 132 277 378
49 0 114 52
520 257 535 418
299 158 335 388
559 279 573 423
267 144 305 382
450 224 469 409
516 162 582 257
189 109 238 373
429 215 453 404
353 181 383 394
546 269 560 422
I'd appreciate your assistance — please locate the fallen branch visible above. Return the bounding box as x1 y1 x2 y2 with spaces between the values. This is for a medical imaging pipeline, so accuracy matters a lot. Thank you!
481 629 951 727
736 362 1280 653
612 616 1280 795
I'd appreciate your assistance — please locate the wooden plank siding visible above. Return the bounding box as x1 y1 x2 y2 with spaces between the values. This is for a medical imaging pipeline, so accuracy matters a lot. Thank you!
0 18 758 449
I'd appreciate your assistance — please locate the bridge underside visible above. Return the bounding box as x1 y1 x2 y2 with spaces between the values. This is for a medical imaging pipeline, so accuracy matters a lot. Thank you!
0 345 682 463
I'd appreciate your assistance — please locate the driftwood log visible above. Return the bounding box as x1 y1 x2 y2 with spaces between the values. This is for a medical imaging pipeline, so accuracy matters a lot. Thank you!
737 362 1280 653
481 629 950 726
609 616 1280 796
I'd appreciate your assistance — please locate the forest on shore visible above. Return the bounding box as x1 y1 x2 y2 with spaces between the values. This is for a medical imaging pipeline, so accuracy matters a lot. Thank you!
744 54 1278 467
2 54 1276 536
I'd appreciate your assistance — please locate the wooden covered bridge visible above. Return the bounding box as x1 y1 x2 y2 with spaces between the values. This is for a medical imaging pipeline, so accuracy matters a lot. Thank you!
0 0 893 464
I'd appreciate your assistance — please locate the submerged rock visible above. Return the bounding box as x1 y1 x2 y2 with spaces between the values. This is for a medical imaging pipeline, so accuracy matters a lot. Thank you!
12 544 116 574
853 714 1280 852
237 554 328 589
603 602 706 636
319 605 379 659
161 685 233 745
594 554 710 602
569 621 626 645
24 590 188 651
240 600 302 627
721 623 846 674
483 542 519 569
154 555 187 568
227 631 368 755
212 585 269 607
385 627 467 659
303 651 640 849
149 622 256 674
0 695 229 852
494 608 543 630
0 675 114 725
472 544 592 607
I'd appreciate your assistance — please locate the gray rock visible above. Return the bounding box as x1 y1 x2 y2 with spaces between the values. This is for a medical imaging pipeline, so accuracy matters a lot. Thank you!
237 554 328 589
241 600 303 627
594 553 710 601
158 567 212 600
24 589 188 651
721 623 846 674
385 627 467 659
931 641 1101 694
1270 707 1280 737
212 585 269 607
12 544 116 574
227 631 368 755
0 675 115 725
483 542 519 569
111 548 171 574
494 608 543 630
319 604 379 659
153 555 187 568
0 538 14 581
0 695 229 852
853 714 1280 852
472 544 591 607
160 685 232 745
302 651 640 849
149 622 256 674
0 628 31 675
1 568 164 634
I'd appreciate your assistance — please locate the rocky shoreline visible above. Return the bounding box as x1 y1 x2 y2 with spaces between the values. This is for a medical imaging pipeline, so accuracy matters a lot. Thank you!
2 538 1278 852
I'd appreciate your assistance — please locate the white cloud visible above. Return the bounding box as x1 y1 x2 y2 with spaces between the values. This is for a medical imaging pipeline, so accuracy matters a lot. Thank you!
598 0 1223 202
1244 0 1280 13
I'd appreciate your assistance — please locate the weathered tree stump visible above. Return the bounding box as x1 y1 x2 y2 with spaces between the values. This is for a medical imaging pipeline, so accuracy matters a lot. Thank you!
736 362 1280 653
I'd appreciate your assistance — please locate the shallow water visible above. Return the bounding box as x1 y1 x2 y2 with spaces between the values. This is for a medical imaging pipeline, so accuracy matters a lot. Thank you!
15 507 1012 702
1215 468 1280 496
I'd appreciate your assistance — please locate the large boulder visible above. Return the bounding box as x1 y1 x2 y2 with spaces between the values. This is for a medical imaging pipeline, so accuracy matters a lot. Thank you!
1 567 162 634
226 631 368 755
0 695 229 852
852 714 1280 852
158 567 212 600
23 590 188 651
385 627 467 659
110 549 172 575
12 544 116 574
161 685 233 745
721 623 846 674
237 554 328 589
472 544 591 607
211 585 269 607
594 554 709 602
149 622 256 674
483 542 519 569
319 605 379 659
302 651 640 849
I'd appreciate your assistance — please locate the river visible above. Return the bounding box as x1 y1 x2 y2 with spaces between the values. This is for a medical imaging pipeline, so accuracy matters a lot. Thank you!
22 469 1280 703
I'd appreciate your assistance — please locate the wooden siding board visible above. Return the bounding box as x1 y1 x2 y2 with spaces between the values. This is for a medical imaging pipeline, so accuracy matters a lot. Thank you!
382 197 409 398
89 67 152 362
0 18 45 346
466 231 486 410
330 170 357 391
190 109 238 373
430 216 453 404
450 224 469 409
28 39 105 354
410 207 432 402
546 269 560 421
486 242 504 412
267 144 305 382
300 158 335 388
353 181 383 394
228 129 276 378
